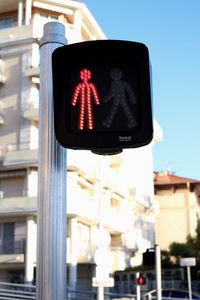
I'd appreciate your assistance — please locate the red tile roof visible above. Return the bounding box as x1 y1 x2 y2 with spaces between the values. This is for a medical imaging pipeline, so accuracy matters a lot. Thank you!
154 171 200 186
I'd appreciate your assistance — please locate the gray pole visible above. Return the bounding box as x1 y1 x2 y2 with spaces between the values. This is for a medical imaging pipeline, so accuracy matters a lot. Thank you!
155 244 162 300
136 272 141 300
187 266 192 300
36 22 67 300
97 156 105 300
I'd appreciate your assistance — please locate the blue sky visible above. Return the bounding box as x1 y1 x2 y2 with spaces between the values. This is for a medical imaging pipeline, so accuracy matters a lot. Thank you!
85 0 200 180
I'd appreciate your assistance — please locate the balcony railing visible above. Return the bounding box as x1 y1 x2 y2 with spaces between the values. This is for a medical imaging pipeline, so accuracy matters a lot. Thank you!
0 187 37 199
3 142 38 164
0 16 18 30
0 239 25 255
6 141 38 152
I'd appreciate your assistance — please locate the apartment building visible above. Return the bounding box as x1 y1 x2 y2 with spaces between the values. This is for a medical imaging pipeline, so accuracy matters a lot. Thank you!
154 171 200 250
0 0 160 290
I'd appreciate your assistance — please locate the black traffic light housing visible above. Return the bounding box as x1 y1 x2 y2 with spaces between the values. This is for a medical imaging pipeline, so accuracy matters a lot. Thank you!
143 248 155 266
52 40 153 154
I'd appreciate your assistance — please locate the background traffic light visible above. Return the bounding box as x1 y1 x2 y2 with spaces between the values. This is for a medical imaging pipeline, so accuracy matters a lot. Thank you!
137 274 146 285
52 40 153 154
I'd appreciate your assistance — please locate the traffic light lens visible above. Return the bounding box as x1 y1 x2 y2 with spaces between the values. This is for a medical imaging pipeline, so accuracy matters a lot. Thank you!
69 65 139 134
138 275 145 285
71 68 100 131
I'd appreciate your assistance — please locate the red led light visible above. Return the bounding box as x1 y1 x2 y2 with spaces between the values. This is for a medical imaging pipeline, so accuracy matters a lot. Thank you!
138 277 144 284
71 68 100 130
137 275 145 285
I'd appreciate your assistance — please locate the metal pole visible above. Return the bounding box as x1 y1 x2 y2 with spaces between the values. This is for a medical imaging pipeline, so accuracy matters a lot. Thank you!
97 285 104 300
36 22 67 300
187 266 192 300
155 244 162 300
97 156 105 300
136 284 141 300
136 272 141 300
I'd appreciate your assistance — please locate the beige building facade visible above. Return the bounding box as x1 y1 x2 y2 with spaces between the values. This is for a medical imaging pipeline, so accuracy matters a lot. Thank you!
154 171 200 251
0 0 160 291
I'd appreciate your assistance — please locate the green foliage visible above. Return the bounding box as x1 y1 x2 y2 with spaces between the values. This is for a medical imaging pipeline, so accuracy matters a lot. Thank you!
161 250 174 268
169 242 195 263
186 220 200 265
161 220 200 279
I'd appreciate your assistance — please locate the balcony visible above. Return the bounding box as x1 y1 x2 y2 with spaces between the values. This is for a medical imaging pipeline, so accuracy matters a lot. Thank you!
3 142 38 165
0 239 25 255
67 183 98 224
77 245 95 263
67 238 96 264
0 24 35 48
0 186 37 215
0 196 37 215
67 174 133 234
110 246 130 272
104 209 131 234
0 238 25 264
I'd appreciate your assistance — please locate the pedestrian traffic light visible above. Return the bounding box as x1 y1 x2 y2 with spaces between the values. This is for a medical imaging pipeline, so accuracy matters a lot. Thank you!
137 274 146 285
52 40 153 154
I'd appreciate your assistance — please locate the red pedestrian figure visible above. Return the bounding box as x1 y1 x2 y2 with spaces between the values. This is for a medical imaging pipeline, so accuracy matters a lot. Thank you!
71 68 100 130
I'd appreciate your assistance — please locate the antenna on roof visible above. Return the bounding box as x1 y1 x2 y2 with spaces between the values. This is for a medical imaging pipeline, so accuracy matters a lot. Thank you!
166 162 175 175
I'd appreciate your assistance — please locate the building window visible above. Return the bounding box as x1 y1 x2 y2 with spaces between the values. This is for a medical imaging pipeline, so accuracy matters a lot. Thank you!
0 222 14 254
39 13 58 21
0 17 15 29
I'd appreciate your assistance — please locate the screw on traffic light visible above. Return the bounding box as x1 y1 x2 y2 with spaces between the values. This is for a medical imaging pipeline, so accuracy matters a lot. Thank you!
137 274 146 285
52 40 153 155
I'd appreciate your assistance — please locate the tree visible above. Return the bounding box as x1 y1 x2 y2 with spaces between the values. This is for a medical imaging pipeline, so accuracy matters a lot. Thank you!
161 250 173 268
186 220 200 264
169 242 194 264
161 221 200 279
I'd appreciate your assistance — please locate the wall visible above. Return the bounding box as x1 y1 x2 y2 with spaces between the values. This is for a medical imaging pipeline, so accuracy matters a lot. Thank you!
155 187 198 250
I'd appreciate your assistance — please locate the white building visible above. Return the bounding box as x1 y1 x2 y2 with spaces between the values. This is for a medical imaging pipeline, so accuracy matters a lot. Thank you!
0 0 160 291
